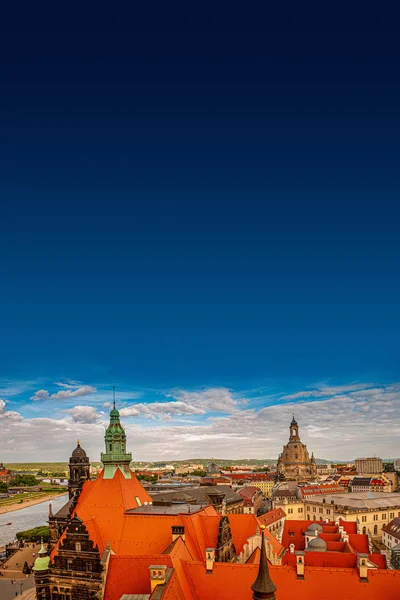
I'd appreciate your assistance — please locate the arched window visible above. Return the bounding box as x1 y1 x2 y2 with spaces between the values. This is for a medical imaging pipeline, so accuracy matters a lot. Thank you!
362 527 366 534
75 542 81 552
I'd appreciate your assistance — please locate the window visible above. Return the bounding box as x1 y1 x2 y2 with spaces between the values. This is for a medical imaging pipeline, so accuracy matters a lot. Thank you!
362 516 367 522
312 507 316 513
75 542 81 552
362 527 366 534
67 560 73 570
289 531 294 536
298 508 303 513
382 514 387 520
319 508 323 513
390 512 395 519
374 525 378 535
307 505 310 511
326 509 330 515
373 515 378 521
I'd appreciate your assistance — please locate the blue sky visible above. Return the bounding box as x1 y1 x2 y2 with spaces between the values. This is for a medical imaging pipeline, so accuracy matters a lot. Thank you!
1 11 400 461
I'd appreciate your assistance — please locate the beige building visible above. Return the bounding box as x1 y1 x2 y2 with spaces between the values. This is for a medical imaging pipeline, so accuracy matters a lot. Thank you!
303 492 400 538
273 496 306 520
355 457 383 474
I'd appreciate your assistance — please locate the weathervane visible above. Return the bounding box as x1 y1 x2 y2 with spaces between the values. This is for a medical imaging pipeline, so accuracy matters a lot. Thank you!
113 385 116 409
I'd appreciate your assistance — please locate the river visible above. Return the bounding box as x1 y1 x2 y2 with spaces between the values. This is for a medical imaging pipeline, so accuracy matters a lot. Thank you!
0 494 68 546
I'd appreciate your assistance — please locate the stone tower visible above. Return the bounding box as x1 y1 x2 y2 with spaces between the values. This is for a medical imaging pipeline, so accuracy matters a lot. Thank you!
100 395 132 479
68 440 91 499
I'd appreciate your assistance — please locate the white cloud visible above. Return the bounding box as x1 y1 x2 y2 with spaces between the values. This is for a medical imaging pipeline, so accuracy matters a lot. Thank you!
30 384 96 401
62 405 101 424
30 389 50 401
283 383 375 400
166 387 245 413
50 385 96 400
120 401 205 419
0 398 23 423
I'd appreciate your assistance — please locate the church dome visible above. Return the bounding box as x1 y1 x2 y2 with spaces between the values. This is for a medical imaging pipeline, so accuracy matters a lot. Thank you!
305 522 323 535
206 459 221 476
307 536 327 552
72 441 87 458
290 414 298 427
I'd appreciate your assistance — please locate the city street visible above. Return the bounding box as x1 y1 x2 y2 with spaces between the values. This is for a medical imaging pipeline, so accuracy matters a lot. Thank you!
0 575 35 600
1 543 39 579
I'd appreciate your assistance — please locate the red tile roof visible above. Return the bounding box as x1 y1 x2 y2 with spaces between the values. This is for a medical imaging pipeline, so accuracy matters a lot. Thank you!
181 561 400 600
257 508 286 527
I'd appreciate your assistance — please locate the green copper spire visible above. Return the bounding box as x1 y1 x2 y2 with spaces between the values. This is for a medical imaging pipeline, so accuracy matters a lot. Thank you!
100 388 132 479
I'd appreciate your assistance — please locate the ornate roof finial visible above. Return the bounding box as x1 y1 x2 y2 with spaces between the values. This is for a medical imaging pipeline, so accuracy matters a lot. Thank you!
77 439 80 446
38 537 47 556
251 526 277 600
113 385 116 409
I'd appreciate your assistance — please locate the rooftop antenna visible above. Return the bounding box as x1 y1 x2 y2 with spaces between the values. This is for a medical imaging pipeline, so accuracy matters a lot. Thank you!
113 386 116 409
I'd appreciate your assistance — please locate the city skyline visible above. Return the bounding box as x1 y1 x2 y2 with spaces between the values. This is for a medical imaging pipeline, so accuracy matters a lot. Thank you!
1 377 399 461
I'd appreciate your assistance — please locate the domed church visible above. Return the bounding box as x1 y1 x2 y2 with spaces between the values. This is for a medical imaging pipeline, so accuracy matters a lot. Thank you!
276 416 317 482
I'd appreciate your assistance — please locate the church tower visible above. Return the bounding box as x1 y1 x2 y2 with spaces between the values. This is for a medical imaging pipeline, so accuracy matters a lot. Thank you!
68 440 91 499
100 389 132 479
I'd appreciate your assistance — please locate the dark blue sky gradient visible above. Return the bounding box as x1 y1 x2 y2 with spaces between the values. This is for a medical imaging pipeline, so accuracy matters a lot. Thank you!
1 14 399 390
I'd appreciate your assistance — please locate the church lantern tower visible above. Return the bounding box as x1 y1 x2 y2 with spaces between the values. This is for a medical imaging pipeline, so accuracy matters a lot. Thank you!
289 414 300 441
68 440 91 499
100 388 132 479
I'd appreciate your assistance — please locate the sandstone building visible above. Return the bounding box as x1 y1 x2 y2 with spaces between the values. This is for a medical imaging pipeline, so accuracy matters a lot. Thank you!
276 416 317 482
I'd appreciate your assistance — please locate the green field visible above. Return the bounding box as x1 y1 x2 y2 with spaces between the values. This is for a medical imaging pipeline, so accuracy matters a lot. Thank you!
0 490 66 510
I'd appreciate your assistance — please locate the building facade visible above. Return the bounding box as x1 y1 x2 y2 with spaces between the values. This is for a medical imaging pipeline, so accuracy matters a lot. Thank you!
355 457 383 474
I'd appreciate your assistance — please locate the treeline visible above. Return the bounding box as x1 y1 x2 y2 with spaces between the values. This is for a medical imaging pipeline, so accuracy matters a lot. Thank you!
16 526 50 542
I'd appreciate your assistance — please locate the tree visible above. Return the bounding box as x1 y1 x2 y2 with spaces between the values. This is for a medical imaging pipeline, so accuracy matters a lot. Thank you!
23 561 31 574
16 526 50 542
0 482 8 493
10 474 39 487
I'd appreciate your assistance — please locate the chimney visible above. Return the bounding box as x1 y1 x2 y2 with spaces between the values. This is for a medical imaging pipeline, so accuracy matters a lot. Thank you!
358 554 369 582
172 525 185 542
149 565 167 592
296 551 305 579
205 548 215 573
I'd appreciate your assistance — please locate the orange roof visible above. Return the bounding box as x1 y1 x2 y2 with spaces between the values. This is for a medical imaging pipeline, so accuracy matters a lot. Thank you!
348 534 369 554
104 554 173 599
74 468 152 553
181 561 400 599
228 514 284 557
257 508 286 527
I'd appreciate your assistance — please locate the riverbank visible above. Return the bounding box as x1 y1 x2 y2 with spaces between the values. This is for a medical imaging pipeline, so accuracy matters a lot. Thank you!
0 493 66 516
